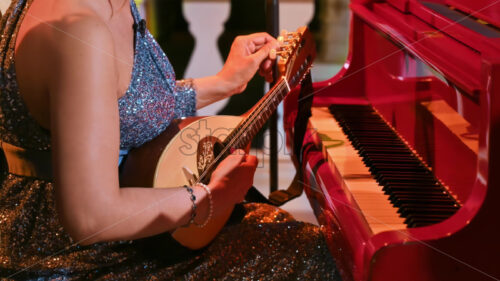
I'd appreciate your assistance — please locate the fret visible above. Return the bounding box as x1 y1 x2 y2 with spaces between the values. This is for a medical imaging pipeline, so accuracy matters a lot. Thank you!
272 97 279 107
221 75 303 154
235 139 243 149
248 126 257 140
278 89 286 99
243 82 283 138
251 125 258 135
256 116 263 128
263 110 271 120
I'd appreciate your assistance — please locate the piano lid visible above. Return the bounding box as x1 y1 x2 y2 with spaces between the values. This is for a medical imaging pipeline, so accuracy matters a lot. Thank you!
350 0 500 100
383 0 500 52
446 0 500 29
424 1 500 38
387 0 500 29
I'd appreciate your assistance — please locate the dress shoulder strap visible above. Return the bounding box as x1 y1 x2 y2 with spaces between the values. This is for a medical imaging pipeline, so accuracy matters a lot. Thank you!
0 0 31 73
129 0 142 25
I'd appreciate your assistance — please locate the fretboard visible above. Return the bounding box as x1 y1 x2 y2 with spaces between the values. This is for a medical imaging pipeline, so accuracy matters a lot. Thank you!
222 78 289 150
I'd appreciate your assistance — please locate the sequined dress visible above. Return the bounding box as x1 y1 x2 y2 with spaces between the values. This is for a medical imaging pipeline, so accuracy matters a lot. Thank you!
0 0 341 280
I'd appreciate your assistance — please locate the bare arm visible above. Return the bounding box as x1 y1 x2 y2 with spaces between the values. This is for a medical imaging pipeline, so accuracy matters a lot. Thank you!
46 17 255 245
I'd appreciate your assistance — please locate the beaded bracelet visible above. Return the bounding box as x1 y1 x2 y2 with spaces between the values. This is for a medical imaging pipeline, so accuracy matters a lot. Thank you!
182 185 197 228
194 183 213 228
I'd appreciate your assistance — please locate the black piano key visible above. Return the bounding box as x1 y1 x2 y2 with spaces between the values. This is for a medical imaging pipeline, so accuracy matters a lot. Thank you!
405 212 455 220
406 217 450 227
384 190 444 199
373 169 431 174
391 194 458 201
396 204 457 211
376 174 432 182
381 182 439 190
330 104 460 228
376 175 438 182
373 169 431 175
382 185 444 193
392 199 457 209
362 150 418 156
370 168 424 174
369 163 426 170
391 195 457 204
358 147 413 153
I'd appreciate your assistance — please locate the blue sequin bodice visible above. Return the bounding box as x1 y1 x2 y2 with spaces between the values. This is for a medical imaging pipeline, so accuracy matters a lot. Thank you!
0 0 196 152
119 1 196 149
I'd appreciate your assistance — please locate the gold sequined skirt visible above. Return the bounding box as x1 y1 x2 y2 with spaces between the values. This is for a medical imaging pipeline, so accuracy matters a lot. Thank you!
0 174 341 280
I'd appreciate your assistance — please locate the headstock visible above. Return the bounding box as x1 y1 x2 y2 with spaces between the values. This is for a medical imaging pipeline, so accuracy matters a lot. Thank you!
270 26 316 88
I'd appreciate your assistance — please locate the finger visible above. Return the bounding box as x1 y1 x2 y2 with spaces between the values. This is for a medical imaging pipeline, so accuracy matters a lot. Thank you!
259 64 270 77
252 36 279 53
259 66 274 82
259 67 265 77
250 43 275 66
245 32 276 46
228 149 246 163
243 154 259 168
260 59 273 72
259 69 274 83
231 149 247 156
260 58 275 79
269 49 277 60
233 149 249 162
253 39 278 50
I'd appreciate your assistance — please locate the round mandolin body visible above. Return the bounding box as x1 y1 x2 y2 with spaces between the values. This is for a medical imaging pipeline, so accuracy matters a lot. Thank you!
120 115 244 249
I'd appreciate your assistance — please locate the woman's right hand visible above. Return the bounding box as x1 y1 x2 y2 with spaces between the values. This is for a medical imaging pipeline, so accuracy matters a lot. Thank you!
208 149 258 216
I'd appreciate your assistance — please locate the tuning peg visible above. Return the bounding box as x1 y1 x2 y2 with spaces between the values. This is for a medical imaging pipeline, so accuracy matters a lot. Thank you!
276 50 290 57
285 34 300 42
269 49 277 60
277 35 285 45
280 29 288 37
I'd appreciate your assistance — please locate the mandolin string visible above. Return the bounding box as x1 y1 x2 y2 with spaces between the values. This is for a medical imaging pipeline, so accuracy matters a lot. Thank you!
196 80 290 184
230 80 287 146
220 79 289 143
220 79 288 147
220 31 308 149
196 62 311 184
218 32 306 152
196 81 289 183
220 78 286 148
233 33 309 144
226 78 287 145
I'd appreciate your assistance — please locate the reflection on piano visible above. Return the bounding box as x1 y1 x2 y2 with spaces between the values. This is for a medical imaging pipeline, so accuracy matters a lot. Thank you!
283 0 500 280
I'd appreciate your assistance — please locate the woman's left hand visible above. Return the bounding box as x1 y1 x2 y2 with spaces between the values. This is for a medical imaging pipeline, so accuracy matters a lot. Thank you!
218 32 279 95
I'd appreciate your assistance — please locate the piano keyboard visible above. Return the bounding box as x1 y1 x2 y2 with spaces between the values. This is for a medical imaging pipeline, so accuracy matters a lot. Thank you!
309 105 460 234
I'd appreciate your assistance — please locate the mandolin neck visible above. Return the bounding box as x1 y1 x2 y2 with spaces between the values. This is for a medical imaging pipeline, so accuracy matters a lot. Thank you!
222 77 289 150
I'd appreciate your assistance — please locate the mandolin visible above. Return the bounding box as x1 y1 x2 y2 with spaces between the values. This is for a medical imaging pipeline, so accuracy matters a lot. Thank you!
120 26 316 249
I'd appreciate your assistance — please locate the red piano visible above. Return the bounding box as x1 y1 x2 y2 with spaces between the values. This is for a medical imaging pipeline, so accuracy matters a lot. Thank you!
283 0 500 280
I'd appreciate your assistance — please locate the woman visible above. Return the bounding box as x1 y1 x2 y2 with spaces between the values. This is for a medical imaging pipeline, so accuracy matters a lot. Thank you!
0 0 341 279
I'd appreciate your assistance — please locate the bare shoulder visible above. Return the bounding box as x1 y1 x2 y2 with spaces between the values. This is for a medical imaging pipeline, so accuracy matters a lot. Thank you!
16 2 118 80
49 14 115 59
14 1 120 128
16 0 116 56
